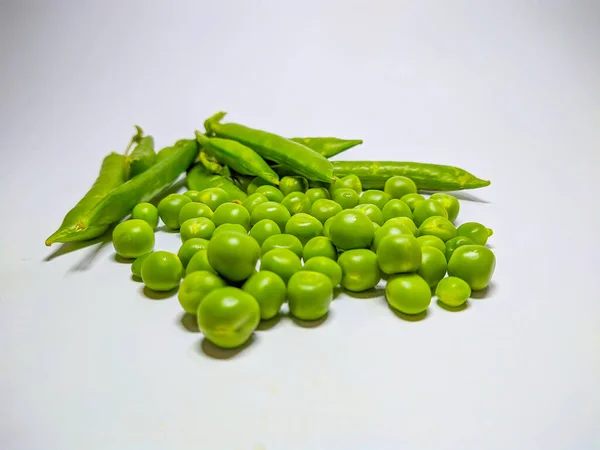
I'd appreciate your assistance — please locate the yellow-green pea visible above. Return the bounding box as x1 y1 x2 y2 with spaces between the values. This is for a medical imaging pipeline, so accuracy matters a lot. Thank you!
303 236 337 261
457 222 494 245
287 271 333 320
158 194 191 230
132 203 159 230
112 219 155 259
376 234 421 275
359 190 391 210
445 236 475 261
242 193 269 214
249 219 281 247
281 192 312 215
184 190 204 202
178 202 213 226
310 199 343 224
279 176 308 196
242 271 286 320
430 193 460 223
255 185 284 202
416 235 446 254
141 251 183 291
197 187 231 211
306 188 330 203
418 216 457 242
285 213 323 245
330 175 361 195
337 249 380 292
401 193 425 211
354 204 384 225
261 248 302 283
381 199 412 222
302 256 342 287
178 271 226 315
416 246 447 287
186 249 216 274
385 217 417 235
384 176 417 199
332 188 359 209
180 217 215 242
385 273 431 315
412 199 448 227
371 223 413 252
177 238 209 268
131 252 152 279
261 234 303 258
436 276 471 307
212 203 251 230
213 223 247 236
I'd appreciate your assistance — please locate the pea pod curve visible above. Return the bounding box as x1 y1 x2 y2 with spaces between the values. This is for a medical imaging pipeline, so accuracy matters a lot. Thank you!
290 137 363 158
128 126 156 177
187 163 248 202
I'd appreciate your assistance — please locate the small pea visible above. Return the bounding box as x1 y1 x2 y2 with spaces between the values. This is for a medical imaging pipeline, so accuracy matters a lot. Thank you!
400 193 425 211
384 176 417 199
310 199 343 224
436 276 471 307
302 256 342 287
418 216 457 242
158 194 191 230
303 236 337 261
323 216 334 238
178 271 226 315
285 213 323 245
246 177 275 195
329 210 373 250
279 176 308 196
207 232 261 282
132 203 159 230
359 190 391 210
337 249 380 292
141 251 183 291
242 271 286 320
112 219 155 259
416 235 446 254
281 192 312 216
457 222 494 245
177 238 210 268
354 203 384 225
445 236 475 261
261 234 303 258
447 245 496 291
332 188 359 209
180 217 215 242
381 199 412 222
242 193 269 215
371 223 413 252
184 190 204 202
430 193 460 223
287 271 333 320
250 201 290 231
385 273 431 315
417 246 447 287
376 234 421 275
212 203 251 230
197 187 231 211
131 252 152 279
178 202 213 226
330 175 361 195
261 248 302 283
384 217 417 236
249 219 281 247
412 199 448 227
213 223 247 236
305 188 330 203
186 249 216 275
255 185 284 202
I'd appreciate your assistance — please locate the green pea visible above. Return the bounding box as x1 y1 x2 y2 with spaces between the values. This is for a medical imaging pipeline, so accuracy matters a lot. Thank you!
376 234 421 275
249 219 281 247
381 199 412 222
353 203 383 225
184 190 203 202
250 201 290 231
287 271 333 320
178 271 226 315
416 235 446 254
330 174 361 195
305 187 330 203
279 176 308 196
418 216 457 242
417 246 447 287
436 276 471 307
372 222 380 233
359 190 391 210
457 222 494 245
400 193 425 211
322 216 334 238
177 238 209 268
261 248 302 283
141 251 183 291
247 177 275 195
242 271 286 320
412 199 448 227
178 202 213 226
255 185 284 202
197 187 231 211
329 210 374 250
384 176 417 199
213 223 247 236
132 203 159 230
284 213 323 245
430 193 460 223
371 223 413 252
212 203 251 230
332 188 359 209
180 217 215 242
131 252 152 279
281 192 312 216
447 245 496 290
302 236 337 261
310 199 343 224
112 219 155 259
158 194 192 229
337 249 380 292
384 217 417 236
242 193 269 214
302 256 342 287
207 231 261 281
385 273 431 315
445 236 475 261
261 234 303 258
186 249 216 274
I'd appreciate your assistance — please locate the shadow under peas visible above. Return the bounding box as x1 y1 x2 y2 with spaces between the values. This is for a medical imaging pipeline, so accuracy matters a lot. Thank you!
44 225 116 271
437 299 469 312
344 287 385 300
200 335 255 360
470 282 497 300
113 253 133 264
256 315 281 331
290 312 329 328
388 304 429 322
141 286 178 300
179 313 200 332
332 286 344 300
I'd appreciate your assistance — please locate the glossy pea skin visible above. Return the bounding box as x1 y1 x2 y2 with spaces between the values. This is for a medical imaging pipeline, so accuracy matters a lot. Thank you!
322 216 334 238
184 190 204 202
384 176 417 199
381 199 412 222
197 187 231 211
385 217 417 236
287 271 333 320
457 222 494 245
212 203 251 230
197 287 260 349
416 235 446 254
132 203 159 230
310 199 343 224
284 213 323 245
436 276 471 307
250 201 290 231
329 210 374 250
261 234 303 258
445 236 475 261
242 271 286 320
112 219 155 259
371 223 413 252
255 185 284 203
430 193 460 223
141 251 183 291
447 245 496 290
242 193 269 215
329 174 362 195
303 236 337 261
177 238 209 268
418 216 457 242
354 204 384 225
186 249 216 274
207 231 261 281
306 188 330 203
302 256 342 287
158 194 192 230
359 190 391 210
281 192 312 216
213 223 247 236
247 177 275 195
180 217 215 242
249 219 281 246
417 246 447 287
178 202 213 226
337 249 380 292
400 193 425 212
131 252 152 279
178 270 226 315
386 274 431 315
412 199 448 227
332 188 359 209
279 176 308 196
261 248 302 283
376 234 421 275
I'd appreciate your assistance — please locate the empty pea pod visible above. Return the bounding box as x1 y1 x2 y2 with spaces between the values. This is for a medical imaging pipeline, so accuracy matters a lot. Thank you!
290 137 363 158
186 163 247 202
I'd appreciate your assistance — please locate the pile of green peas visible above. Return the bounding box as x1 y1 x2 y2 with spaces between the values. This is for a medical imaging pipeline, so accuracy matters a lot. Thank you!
113 174 495 349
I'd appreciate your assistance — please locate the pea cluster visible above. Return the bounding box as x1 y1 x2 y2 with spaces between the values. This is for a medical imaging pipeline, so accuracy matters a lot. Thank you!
114 174 496 349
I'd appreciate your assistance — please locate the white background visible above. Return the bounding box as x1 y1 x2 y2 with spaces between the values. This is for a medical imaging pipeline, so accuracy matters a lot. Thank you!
1 1 599 449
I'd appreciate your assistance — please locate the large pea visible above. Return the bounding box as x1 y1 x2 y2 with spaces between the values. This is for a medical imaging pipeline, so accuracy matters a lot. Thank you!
385 273 431 315
384 217 417 236
445 236 475 261
279 176 308 196
242 193 269 215
180 217 215 242
332 188 359 210
186 249 216 274
112 219 155 259
457 222 494 245
255 185 284 202
371 223 413 252
287 271 333 320
285 213 323 245
430 193 460 223
337 249 380 292
330 175 362 195
400 193 425 211
303 236 337 261
261 234 303 258
250 201 291 231
261 248 302 283
381 199 412 222
416 235 446 254
132 202 159 230
207 231 261 282
302 256 342 287
141 251 183 291
178 271 226 315
447 245 496 290
376 234 421 275
329 210 374 250
306 188 330 203
249 219 281 246
158 194 191 230
310 199 343 224
177 237 209 268
281 192 312 216
197 187 231 211
416 246 447 287
412 199 448 227
178 202 213 226
418 216 457 242
212 203 251 230
359 190 391 210
354 204 383 225
242 271 286 320
384 176 417 199
213 223 247 236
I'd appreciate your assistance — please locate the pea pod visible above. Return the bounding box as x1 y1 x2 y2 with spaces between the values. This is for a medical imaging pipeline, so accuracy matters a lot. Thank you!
331 161 490 191
196 131 279 185
127 126 156 177
290 137 363 158
204 112 334 183
187 163 247 202
46 139 199 245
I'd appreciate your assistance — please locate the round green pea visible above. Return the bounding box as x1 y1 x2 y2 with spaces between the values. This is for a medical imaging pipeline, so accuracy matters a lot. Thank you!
310 199 343 224
385 217 417 236
372 222 380 233
261 248 302 283
412 199 448 227
131 252 152 279
376 234 421 275
332 188 359 209
242 193 269 214
177 238 209 268
337 249 380 292
287 271 333 320
384 176 417 199
178 270 226 315
213 223 247 236
302 256 342 287
247 177 275 195
141 251 183 291
416 235 446 254
430 193 460 223
242 271 286 320
330 175 361 195
112 219 155 259
261 234 303 258
207 231 261 282
132 203 159 230
371 223 413 252
447 245 496 291
303 236 337 261
279 176 308 196
359 190 391 210
158 194 191 229
381 199 412 222
249 219 281 247
186 249 216 274
250 201 290 231
184 190 204 202
354 203 384 225
329 210 374 250
457 222 494 245
418 216 457 242
436 276 471 307
284 213 323 245
417 246 447 287
281 192 312 216
400 193 425 211
212 203 251 230
180 217 215 242
305 188 330 203
255 185 284 202
197 187 231 211
323 216 334 238
178 202 213 226
386 274 431 315
445 236 475 261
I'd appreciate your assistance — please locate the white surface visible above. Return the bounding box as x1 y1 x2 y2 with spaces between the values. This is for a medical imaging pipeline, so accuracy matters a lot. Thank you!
1 1 599 449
